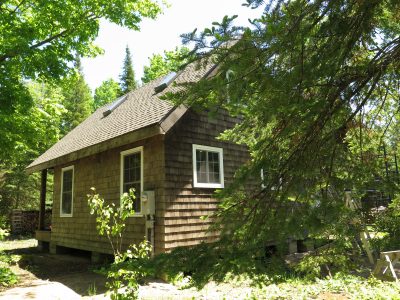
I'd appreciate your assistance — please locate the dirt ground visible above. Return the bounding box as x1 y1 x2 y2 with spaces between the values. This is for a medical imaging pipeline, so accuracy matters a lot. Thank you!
1 238 381 300
0 239 108 298
0 238 255 299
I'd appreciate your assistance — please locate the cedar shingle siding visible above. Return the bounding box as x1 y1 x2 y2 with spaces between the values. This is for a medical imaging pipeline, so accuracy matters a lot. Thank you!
162 110 248 250
49 110 248 254
51 136 164 254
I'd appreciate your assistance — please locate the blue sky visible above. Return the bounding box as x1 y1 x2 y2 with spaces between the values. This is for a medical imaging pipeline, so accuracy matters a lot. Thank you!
81 0 262 90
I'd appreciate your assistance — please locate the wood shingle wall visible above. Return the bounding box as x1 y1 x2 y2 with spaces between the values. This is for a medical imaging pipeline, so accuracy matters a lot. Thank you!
49 109 248 254
50 135 165 254
163 110 248 251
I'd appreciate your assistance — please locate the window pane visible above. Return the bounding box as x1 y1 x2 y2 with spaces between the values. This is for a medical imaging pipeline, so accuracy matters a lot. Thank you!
196 150 208 183
123 183 141 212
195 148 221 184
124 155 131 168
209 171 219 183
63 170 72 192
123 152 141 212
62 192 72 214
124 169 130 182
198 150 206 161
132 182 141 212
61 169 73 215
134 166 140 181
198 171 208 183
208 152 219 163
208 152 220 183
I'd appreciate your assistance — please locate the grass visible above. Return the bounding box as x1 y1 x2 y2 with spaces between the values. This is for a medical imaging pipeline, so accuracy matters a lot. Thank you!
0 266 18 288
247 274 400 299
165 250 400 300
87 282 97 296
0 251 19 288
0 236 36 289
163 271 400 300
0 238 37 251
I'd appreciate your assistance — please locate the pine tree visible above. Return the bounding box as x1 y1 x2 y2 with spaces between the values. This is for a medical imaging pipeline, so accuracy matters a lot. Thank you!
161 0 400 283
120 46 137 94
61 55 93 135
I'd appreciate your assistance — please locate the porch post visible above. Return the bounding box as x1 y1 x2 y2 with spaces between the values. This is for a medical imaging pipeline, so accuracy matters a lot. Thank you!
38 169 47 230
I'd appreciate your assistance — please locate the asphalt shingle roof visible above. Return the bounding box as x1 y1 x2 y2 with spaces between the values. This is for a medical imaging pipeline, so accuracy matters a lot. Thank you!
27 61 212 171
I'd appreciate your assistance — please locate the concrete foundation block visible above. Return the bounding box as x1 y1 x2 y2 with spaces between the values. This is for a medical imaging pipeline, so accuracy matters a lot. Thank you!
91 251 105 264
49 242 57 254
288 240 298 254
37 241 49 252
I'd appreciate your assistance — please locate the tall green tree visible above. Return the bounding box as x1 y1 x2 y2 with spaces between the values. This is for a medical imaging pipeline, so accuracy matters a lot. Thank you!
142 47 191 83
0 81 65 214
0 0 162 164
61 56 93 135
120 46 137 94
163 0 400 279
93 79 122 110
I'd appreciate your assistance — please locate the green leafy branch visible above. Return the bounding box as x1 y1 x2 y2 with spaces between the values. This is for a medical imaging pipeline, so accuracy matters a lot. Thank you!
87 187 136 258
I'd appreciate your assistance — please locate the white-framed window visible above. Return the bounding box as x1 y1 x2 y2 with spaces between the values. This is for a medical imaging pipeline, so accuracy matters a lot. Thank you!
192 144 224 188
60 166 74 217
120 147 143 214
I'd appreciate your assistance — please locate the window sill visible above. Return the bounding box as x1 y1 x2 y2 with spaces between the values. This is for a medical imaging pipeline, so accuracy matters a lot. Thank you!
129 213 144 218
193 183 224 189
60 214 73 217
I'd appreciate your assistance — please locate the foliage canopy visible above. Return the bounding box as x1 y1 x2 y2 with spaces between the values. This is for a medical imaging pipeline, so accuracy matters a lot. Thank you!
141 47 191 83
93 79 122 110
0 0 162 165
0 81 64 214
60 57 93 135
167 0 400 267
0 0 161 111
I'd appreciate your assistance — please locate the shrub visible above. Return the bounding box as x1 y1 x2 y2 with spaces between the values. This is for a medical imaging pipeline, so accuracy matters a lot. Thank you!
0 220 18 288
294 246 352 280
0 216 9 241
104 241 152 300
0 266 18 287
0 228 8 241
371 196 400 252
88 188 151 300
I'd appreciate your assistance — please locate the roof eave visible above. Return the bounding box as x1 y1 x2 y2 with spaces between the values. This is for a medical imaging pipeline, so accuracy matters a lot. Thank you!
26 123 164 174
157 64 219 133
159 104 188 133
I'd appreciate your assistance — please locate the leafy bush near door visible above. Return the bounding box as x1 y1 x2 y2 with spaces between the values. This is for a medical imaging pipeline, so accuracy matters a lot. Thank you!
88 188 152 300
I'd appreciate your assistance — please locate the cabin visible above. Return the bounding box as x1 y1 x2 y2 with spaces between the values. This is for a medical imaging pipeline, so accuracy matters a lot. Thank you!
27 62 249 258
